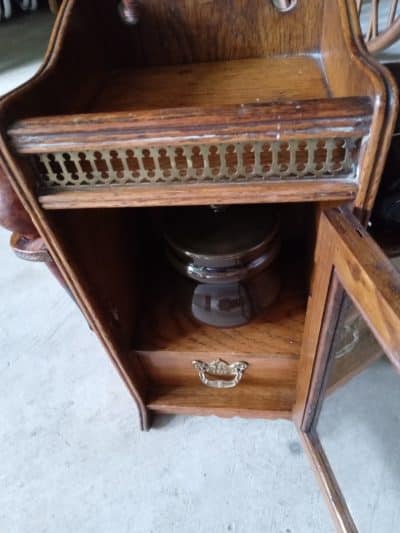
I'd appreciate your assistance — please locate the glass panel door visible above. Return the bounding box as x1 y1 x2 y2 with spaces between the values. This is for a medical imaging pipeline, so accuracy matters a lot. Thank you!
315 292 400 531
299 207 400 532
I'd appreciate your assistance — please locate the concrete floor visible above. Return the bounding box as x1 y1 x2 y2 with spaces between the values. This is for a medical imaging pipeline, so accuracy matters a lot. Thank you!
0 8 398 533
0 9 49 96
319 358 400 532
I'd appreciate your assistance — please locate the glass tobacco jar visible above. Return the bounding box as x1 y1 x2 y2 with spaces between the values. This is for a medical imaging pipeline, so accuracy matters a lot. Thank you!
163 205 281 328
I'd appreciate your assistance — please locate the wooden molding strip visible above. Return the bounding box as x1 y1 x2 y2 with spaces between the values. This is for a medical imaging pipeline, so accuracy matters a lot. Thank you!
9 97 372 154
38 180 358 210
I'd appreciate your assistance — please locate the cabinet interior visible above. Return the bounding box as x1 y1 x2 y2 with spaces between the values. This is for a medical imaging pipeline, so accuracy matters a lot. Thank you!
51 202 316 418
90 56 329 112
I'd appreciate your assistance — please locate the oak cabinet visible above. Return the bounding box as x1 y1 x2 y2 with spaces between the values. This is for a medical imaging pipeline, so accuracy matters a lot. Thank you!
0 2 399 531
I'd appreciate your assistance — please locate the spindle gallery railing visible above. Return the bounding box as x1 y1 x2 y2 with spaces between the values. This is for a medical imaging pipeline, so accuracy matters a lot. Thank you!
34 138 359 192
357 0 400 53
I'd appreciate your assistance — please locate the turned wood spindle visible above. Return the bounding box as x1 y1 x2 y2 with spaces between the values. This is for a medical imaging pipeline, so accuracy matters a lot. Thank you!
119 0 141 25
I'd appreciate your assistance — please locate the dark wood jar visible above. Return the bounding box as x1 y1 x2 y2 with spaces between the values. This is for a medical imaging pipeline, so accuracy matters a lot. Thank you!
163 205 281 328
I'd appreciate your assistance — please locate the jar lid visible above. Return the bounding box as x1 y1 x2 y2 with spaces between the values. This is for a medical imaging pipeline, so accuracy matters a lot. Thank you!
163 205 280 270
166 233 280 283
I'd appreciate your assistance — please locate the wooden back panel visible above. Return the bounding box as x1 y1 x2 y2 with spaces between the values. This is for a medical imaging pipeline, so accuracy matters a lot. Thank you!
96 0 324 67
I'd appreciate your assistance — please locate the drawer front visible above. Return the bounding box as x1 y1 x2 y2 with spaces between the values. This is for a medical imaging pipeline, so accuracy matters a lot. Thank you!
137 351 298 389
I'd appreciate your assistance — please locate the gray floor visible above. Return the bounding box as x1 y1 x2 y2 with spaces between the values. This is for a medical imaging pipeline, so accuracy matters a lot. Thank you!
0 9 49 96
0 8 398 533
318 358 400 533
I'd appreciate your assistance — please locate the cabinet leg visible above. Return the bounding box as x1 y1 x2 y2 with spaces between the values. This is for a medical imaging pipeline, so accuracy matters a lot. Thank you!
140 408 152 431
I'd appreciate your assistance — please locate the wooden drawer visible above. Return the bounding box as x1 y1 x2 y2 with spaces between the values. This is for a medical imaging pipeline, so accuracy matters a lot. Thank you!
136 351 298 419
137 351 297 388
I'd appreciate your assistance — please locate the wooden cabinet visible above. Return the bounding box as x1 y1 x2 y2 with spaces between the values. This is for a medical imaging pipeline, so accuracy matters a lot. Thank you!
0 1 399 530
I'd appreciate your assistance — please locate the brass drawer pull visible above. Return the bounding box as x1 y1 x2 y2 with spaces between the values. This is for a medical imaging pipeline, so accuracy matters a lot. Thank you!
192 358 248 389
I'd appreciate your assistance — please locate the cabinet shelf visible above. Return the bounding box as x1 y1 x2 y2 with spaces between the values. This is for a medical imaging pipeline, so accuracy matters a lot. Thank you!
91 56 330 112
37 180 358 210
7 56 371 210
146 384 295 419
9 94 369 210
133 259 306 358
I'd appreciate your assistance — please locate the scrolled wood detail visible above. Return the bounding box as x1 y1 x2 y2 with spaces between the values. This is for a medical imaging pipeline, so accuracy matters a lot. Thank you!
0 165 67 289
0 164 36 237
10 232 69 291
10 232 51 263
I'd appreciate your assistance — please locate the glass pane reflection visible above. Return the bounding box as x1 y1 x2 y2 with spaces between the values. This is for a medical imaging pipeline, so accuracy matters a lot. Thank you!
316 296 400 532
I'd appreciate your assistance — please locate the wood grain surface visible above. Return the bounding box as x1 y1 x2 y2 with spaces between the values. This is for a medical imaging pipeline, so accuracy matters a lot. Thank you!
91 56 329 112
147 384 295 419
138 351 298 387
329 207 400 370
133 253 307 358
94 0 324 67
38 181 358 211
322 0 398 215
9 96 371 154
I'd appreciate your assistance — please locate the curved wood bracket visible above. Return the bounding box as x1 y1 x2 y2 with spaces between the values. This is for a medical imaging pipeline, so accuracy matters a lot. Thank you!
10 232 68 291
10 232 51 263
0 166 68 292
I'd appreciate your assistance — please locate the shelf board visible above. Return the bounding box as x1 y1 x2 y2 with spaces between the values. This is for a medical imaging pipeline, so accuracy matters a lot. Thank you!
38 180 357 210
8 54 369 212
10 97 372 154
8 56 368 211
133 254 307 359
91 56 331 112
147 384 295 419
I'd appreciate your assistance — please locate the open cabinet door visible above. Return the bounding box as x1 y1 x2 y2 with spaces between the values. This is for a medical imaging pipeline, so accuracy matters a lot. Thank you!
298 207 400 532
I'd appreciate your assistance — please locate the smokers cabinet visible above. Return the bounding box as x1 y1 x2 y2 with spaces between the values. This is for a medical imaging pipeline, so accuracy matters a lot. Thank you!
0 1 399 531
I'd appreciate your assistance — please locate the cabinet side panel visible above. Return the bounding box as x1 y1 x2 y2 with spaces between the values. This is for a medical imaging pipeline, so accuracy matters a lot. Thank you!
321 0 398 215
